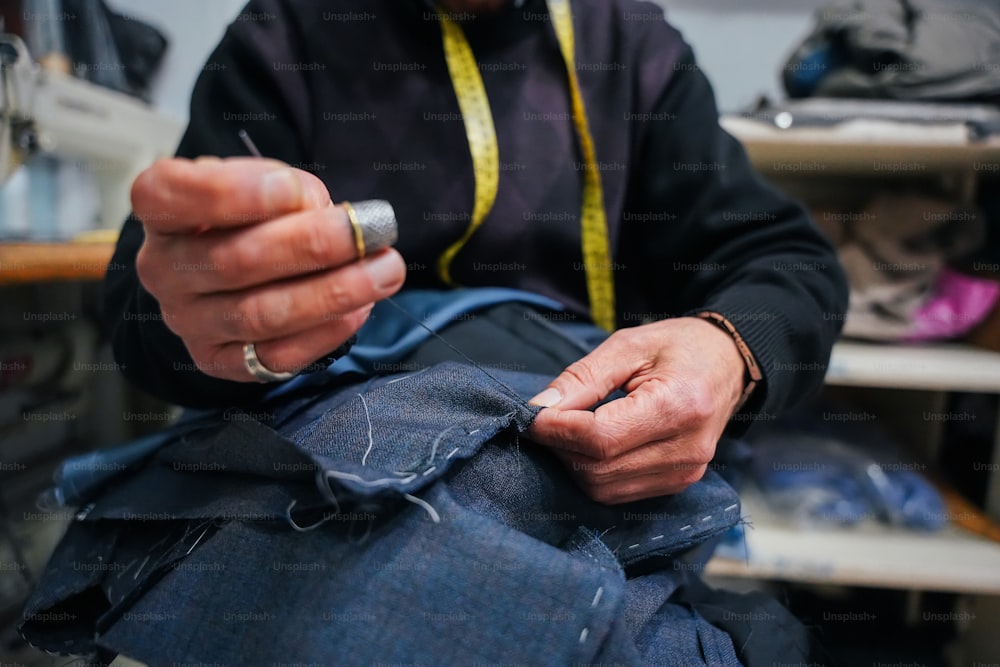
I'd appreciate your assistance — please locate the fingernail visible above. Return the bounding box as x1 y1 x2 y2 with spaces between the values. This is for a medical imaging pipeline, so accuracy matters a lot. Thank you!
363 251 404 291
261 169 300 211
529 388 562 408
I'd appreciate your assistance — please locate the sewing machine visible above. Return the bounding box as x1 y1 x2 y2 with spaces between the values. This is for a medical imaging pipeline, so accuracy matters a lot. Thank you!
0 33 183 230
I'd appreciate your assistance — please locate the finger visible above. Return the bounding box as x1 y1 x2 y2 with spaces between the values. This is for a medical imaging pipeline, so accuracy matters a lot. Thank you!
132 157 331 234
171 249 405 344
553 439 710 488
528 331 645 410
553 440 688 483
528 381 676 459
151 203 360 294
185 306 373 383
575 467 708 505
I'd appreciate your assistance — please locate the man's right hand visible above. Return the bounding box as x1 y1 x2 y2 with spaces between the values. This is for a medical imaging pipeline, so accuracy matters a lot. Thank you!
131 157 406 383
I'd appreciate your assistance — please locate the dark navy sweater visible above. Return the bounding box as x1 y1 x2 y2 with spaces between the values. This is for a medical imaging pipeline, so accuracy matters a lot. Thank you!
104 0 849 416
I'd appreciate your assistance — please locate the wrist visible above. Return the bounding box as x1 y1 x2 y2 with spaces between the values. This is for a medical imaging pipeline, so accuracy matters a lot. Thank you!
694 311 762 410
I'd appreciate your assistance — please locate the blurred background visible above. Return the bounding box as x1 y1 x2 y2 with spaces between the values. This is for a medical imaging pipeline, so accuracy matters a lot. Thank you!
0 1 999 665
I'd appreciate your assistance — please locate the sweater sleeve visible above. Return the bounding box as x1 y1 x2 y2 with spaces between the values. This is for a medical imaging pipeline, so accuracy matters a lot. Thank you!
103 0 317 408
631 47 849 428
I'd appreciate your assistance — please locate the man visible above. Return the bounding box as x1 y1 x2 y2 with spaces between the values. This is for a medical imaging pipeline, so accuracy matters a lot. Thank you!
17 1 849 663
106 0 847 506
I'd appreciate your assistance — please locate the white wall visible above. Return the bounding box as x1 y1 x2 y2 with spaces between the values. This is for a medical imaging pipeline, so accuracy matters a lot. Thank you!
106 0 247 120
655 0 829 112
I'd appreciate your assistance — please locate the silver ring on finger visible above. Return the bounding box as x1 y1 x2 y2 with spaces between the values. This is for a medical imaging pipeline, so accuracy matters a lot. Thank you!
243 342 296 383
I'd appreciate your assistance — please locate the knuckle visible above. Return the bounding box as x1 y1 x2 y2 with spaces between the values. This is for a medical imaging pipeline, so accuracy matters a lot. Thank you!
591 431 625 461
675 382 716 424
237 296 279 339
295 216 336 268
562 361 598 391
212 237 255 282
317 276 356 316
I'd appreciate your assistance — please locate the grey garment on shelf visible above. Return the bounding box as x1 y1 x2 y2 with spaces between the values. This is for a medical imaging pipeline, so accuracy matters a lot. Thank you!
787 0 1000 101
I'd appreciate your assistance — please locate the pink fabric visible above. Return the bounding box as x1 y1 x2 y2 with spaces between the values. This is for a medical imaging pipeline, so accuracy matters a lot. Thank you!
905 268 1000 342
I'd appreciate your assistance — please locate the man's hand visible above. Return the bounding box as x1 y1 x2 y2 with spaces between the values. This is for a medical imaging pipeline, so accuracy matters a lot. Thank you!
527 317 747 504
131 157 406 383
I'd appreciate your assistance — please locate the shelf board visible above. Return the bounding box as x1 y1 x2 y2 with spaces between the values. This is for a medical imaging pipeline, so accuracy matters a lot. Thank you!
0 242 116 285
706 489 1000 594
721 115 1000 174
826 340 1000 393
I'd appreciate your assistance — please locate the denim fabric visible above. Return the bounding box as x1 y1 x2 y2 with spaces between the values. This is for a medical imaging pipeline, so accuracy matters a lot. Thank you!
47 289 564 508
100 487 645 666
22 362 748 665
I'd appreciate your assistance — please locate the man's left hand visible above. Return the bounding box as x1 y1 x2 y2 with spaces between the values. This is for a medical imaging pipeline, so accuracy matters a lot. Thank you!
527 317 747 504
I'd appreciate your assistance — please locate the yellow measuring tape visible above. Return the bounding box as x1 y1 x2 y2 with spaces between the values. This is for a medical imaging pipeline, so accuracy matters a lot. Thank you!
436 0 616 331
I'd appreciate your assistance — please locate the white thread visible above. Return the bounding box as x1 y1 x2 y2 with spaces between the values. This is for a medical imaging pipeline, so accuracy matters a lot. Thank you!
286 499 335 532
359 394 374 466
325 469 415 487
429 425 459 464
591 587 603 607
579 628 589 643
403 493 441 523
468 429 480 435
184 528 208 556
680 525 691 531
651 535 664 541
445 447 460 460
385 368 428 385
725 504 738 512
422 466 438 477
132 555 150 580
627 544 639 549
315 468 344 514
701 515 713 522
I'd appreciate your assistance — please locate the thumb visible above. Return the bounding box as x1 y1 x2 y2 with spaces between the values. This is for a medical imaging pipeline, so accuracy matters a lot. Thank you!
528 336 638 410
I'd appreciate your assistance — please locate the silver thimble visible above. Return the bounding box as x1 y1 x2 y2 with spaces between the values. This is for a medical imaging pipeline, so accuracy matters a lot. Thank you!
342 199 398 258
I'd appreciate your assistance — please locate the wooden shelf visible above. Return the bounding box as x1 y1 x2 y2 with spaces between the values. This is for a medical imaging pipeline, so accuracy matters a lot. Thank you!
721 115 1000 174
706 487 1000 594
827 340 1000 393
0 242 117 285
